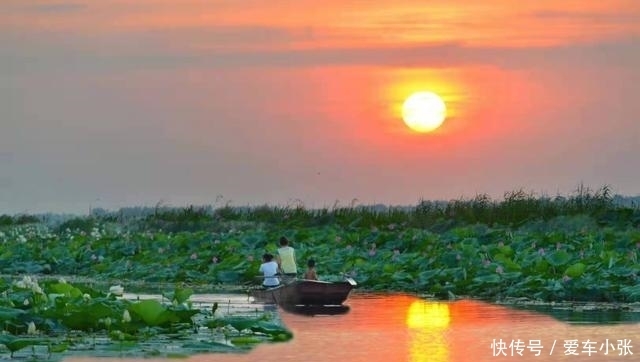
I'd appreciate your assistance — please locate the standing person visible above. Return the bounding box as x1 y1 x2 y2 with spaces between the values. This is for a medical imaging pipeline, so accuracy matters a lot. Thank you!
259 253 279 288
276 236 298 282
304 259 318 280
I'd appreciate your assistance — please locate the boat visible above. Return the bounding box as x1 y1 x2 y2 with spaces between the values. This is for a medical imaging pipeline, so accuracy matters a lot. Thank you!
250 278 356 307
281 304 351 316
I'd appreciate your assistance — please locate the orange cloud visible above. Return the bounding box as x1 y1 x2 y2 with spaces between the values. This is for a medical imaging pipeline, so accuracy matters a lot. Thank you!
3 0 639 51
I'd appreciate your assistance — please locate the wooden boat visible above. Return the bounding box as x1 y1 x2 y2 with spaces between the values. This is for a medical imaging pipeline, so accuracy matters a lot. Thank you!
281 304 351 316
250 278 356 307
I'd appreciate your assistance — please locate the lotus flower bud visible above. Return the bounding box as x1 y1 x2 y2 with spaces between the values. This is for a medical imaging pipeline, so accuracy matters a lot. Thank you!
122 310 131 323
27 322 37 335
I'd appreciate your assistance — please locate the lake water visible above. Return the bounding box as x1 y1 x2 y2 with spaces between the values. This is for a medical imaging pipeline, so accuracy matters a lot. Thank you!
67 293 640 362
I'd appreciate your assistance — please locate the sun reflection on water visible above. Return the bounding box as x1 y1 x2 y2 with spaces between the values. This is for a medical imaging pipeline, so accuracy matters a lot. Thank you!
406 300 451 362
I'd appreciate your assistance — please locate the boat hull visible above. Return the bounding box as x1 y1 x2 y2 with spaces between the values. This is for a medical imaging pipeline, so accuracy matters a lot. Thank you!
250 278 356 306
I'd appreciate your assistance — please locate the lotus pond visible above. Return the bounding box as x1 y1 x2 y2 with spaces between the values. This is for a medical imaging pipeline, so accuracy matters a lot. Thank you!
0 276 292 358
0 276 291 360
1 190 640 358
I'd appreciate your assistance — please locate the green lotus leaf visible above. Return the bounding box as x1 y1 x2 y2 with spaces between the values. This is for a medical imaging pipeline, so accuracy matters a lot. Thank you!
55 301 118 330
545 250 570 267
497 245 514 257
129 300 176 327
472 274 501 283
250 321 293 340
0 306 26 321
206 316 264 331
50 343 69 353
48 282 83 298
230 336 262 345
0 335 48 353
163 288 194 305
565 263 586 278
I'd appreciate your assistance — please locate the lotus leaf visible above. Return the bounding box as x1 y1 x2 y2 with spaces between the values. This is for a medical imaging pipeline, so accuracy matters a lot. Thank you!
565 263 586 278
128 300 176 327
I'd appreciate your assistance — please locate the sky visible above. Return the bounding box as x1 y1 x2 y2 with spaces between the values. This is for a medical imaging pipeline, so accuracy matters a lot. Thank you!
2 0 640 214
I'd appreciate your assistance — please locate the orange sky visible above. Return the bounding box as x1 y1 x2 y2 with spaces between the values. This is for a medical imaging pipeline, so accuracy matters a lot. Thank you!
1 0 640 212
4 0 640 49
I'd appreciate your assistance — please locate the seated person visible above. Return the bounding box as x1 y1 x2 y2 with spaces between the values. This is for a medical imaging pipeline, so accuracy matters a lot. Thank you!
304 259 318 280
259 253 280 288
277 236 298 279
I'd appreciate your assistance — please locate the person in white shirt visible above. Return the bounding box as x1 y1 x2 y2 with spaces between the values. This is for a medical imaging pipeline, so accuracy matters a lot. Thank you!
259 253 280 288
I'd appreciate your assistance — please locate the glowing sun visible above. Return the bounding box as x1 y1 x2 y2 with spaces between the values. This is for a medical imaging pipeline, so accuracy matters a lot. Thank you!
402 91 447 133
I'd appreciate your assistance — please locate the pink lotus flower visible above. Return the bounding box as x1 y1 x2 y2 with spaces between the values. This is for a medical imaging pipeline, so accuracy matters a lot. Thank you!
538 248 545 256
368 249 376 257
496 266 504 274
212 256 219 263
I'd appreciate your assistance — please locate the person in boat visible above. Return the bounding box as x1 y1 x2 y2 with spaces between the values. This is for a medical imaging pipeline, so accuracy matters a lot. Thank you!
259 253 280 288
276 236 298 281
304 259 318 280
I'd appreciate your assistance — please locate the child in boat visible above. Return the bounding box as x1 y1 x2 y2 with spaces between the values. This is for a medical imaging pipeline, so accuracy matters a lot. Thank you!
304 259 318 280
259 253 280 288
276 236 298 280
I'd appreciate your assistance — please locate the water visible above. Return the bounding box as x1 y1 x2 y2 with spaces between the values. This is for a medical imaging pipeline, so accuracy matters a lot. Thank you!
66 293 640 362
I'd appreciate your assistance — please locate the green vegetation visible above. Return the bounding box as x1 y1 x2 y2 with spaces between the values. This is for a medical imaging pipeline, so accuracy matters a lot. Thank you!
2 186 640 357
0 214 39 227
0 277 291 359
1 186 640 304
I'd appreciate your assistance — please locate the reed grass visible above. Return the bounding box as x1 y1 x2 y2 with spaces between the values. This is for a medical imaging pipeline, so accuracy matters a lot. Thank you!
2 185 637 232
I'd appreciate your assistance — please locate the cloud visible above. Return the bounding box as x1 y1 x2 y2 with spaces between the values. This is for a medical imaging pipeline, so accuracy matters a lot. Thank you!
2 24 639 75
184 37 640 71
137 25 315 49
531 10 640 24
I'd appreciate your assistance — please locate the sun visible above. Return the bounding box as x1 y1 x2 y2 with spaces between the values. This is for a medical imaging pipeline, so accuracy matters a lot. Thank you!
402 92 447 133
